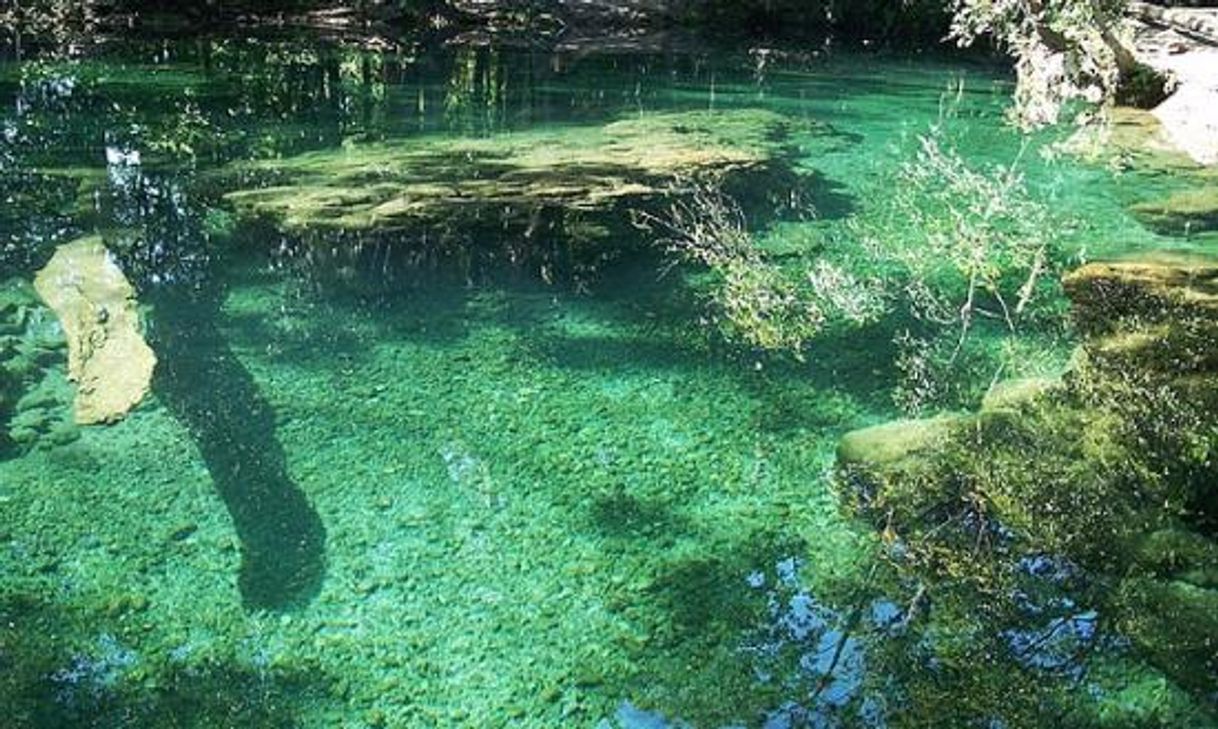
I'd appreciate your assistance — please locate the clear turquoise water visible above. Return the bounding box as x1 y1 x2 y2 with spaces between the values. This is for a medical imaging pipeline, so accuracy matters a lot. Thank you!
1 38 1214 727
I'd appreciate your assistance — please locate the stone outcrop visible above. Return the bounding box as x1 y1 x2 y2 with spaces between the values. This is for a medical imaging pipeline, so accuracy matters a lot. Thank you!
1128 4 1218 166
33 236 156 425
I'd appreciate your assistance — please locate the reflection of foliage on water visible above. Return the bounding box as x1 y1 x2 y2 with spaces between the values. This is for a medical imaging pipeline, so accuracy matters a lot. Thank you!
445 46 505 134
740 557 889 729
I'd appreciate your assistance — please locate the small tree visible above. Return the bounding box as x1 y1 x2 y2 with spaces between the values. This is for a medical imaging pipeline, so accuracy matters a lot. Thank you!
949 0 1165 126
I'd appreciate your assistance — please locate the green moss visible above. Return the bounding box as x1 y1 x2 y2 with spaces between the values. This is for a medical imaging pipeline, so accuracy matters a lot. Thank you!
1075 656 1218 727
1115 578 1218 695
1133 529 1218 588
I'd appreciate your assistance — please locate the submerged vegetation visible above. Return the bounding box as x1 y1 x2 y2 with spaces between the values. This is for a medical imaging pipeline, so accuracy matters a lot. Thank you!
2 2 1218 728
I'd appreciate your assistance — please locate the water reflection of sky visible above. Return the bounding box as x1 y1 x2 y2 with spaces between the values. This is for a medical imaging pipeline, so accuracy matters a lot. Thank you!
607 550 1110 728
607 556 896 729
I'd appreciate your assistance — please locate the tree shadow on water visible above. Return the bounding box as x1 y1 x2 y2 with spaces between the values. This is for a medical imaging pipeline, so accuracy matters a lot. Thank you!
148 289 326 612
1 593 338 728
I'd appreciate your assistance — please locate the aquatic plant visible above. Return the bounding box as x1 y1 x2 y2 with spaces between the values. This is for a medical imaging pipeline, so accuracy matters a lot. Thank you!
635 174 881 354
854 127 1068 411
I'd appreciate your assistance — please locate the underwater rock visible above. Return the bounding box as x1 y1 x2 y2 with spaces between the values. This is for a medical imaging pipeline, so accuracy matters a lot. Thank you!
1062 253 1218 381
33 236 157 425
220 109 840 288
1129 188 1218 236
980 377 1057 413
1062 252 1218 333
225 109 823 234
836 414 962 470
1060 107 1201 174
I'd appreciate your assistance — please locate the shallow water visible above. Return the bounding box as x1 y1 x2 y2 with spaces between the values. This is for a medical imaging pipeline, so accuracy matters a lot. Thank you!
1 36 1215 728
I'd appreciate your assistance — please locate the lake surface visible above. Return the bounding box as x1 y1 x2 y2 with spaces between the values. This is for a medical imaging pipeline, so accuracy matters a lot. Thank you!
1 34 1215 728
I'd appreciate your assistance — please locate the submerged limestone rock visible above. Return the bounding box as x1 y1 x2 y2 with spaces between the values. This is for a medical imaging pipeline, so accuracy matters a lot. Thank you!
979 377 1056 413
1059 107 1218 239
1062 252 1218 326
1060 107 1199 174
1063 252 1218 381
1129 188 1218 236
33 236 156 425
221 107 839 292
836 252 1218 703
219 109 842 289
225 109 823 235
836 414 962 470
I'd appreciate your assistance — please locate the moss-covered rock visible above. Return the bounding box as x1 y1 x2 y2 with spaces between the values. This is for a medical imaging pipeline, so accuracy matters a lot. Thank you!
1115 578 1218 696
228 109 816 232
33 235 157 425
1061 107 1202 174
980 377 1057 413
1062 253 1218 388
836 414 963 470
836 252 1218 706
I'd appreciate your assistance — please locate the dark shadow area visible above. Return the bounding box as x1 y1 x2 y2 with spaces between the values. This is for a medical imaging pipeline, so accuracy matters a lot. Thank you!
1 592 336 728
800 172 858 222
647 531 807 643
148 287 326 611
589 488 688 541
